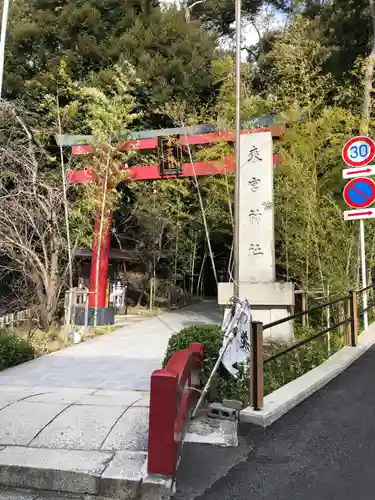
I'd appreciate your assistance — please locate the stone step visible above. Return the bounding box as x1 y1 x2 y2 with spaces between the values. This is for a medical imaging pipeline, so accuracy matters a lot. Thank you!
0 447 172 500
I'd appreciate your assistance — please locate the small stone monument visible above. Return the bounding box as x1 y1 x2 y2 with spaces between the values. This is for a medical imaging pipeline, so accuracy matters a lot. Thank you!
218 131 294 341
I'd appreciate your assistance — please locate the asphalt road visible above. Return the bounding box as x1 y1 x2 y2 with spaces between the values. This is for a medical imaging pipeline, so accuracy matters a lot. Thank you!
177 345 375 500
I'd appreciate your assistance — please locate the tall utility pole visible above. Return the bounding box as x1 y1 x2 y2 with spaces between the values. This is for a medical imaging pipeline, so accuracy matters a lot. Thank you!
233 0 241 297
0 0 10 97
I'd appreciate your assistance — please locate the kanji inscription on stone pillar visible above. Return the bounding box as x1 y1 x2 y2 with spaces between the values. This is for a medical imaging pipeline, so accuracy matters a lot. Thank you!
239 131 275 283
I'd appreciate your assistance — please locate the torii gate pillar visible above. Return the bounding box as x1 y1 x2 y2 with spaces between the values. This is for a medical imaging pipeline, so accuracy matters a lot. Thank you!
88 211 112 309
218 132 295 341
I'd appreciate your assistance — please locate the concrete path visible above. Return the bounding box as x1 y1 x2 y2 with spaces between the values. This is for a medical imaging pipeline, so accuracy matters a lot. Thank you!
175 343 375 500
0 301 221 498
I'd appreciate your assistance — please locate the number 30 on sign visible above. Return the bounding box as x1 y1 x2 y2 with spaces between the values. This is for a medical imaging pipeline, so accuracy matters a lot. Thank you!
342 136 375 167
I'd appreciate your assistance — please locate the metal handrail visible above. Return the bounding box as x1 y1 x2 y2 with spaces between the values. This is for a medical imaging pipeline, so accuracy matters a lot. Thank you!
358 300 375 316
357 283 375 294
249 286 365 412
264 318 351 364
263 294 350 330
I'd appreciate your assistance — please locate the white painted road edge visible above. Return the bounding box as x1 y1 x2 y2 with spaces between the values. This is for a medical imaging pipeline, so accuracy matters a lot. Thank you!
241 322 375 427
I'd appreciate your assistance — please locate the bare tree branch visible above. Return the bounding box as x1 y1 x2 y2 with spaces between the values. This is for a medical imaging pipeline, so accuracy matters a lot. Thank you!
0 101 73 328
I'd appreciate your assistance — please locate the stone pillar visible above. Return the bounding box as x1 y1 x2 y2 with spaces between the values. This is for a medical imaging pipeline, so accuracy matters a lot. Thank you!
218 131 294 341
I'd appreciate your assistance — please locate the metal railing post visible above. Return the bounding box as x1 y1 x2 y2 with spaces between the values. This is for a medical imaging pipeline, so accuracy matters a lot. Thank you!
349 290 358 347
346 293 351 345
250 321 264 411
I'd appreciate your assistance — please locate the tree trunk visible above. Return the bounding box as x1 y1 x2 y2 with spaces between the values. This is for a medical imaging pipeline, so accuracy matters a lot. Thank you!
360 0 375 135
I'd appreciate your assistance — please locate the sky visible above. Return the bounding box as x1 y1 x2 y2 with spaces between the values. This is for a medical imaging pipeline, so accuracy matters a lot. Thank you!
161 0 286 60
241 6 286 47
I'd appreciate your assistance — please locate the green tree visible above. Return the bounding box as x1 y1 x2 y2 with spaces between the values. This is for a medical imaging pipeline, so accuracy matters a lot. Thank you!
4 0 217 127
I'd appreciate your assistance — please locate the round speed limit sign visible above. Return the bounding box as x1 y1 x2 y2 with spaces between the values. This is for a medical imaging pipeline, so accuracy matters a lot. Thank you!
342 136 375 167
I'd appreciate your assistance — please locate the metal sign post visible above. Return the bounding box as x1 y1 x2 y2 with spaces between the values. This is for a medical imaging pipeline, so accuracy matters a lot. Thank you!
342 137 375 332
0 0 10 98
233 0 241 298
360 219 369 330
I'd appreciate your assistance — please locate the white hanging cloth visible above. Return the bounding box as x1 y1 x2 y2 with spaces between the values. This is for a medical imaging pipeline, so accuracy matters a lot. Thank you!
220 298 252 378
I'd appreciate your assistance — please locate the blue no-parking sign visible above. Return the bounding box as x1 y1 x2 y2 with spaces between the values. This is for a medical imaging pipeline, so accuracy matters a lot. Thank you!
343 177 375 209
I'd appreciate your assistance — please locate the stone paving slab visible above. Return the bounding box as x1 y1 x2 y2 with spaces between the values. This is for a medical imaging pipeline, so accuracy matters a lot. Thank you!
0 393 26 406
0 387 150 452
0 302 221 391
74 393 143 407
0 402 68 446
0 448 172 500
0 489 38 499
1 388 145 407
101 407 149 452
0 446 113 495
30 405 126 451
0 302 220 498
100 451 146 498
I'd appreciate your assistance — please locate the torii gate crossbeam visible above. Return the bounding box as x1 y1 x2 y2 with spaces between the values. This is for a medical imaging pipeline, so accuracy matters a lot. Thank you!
63 124 284 323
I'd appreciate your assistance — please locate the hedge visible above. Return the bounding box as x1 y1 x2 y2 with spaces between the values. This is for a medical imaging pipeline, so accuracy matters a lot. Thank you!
0 330 36 371
163 324 346 405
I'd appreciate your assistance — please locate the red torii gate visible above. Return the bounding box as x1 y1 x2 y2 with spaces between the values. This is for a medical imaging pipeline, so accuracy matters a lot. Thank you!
65 124 283 322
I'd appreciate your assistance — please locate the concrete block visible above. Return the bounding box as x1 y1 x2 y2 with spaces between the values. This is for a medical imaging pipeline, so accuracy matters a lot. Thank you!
218 282 294 307
75 306 115 326
140 474 174 500
207 403 237 421
251 306 293 341
100 451 146 499
0 446 112 494
101 407 149 452
0 402 67 446
30 405 124 450
218 281 295 341
222 399 243 411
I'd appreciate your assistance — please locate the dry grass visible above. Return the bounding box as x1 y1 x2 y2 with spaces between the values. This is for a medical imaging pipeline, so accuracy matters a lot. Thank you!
126 306 166 317
5 323 116 356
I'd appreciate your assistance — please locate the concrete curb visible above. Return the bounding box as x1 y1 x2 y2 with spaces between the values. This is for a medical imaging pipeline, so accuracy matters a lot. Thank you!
241 323 375 427
0 447 173 499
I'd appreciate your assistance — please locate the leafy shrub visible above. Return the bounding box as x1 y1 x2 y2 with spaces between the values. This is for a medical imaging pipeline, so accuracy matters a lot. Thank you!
0 330 36 370
163 324 251 403
163 324 347 405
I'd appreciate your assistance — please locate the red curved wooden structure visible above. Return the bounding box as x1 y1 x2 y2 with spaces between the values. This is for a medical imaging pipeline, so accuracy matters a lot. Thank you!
148 342 204 477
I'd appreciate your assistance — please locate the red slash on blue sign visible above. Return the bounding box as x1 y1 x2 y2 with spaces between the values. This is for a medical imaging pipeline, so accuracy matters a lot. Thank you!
343 177 375 209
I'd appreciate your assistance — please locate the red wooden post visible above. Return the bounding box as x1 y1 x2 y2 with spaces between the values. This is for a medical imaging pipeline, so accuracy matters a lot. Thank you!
88 209 112 308
148 343 204 477
148 369 178 476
